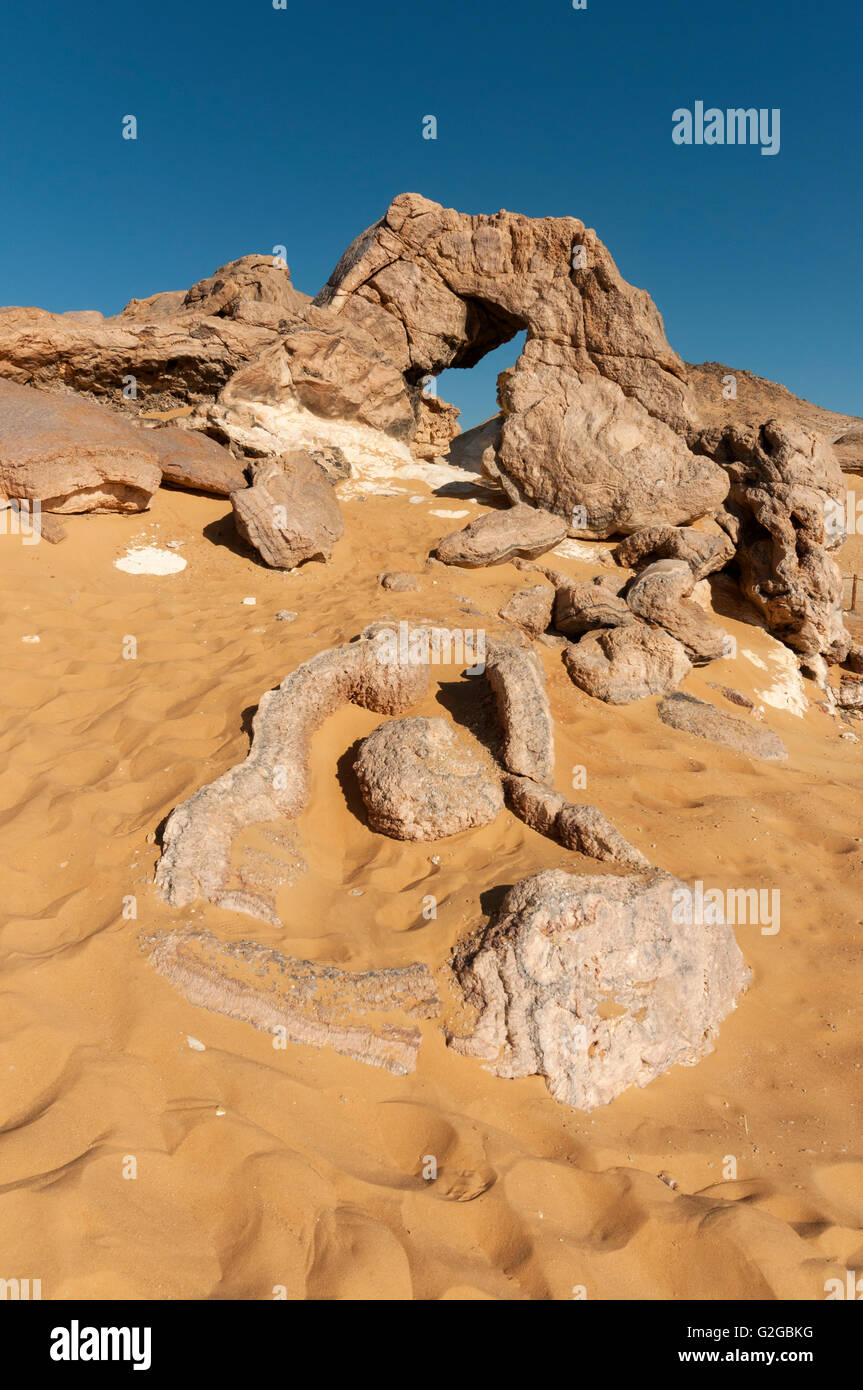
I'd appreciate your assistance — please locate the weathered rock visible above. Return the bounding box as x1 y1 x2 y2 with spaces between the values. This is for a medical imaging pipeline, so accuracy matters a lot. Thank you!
139 425 247 495
833 679 863 710
412 391 461 460
379 570 420 592
448 869 750 1111
354 717 504 841
833 430 863 475
147 928 440 1076
498 583 554 637
625 558 731 663
433 505 566 568
695 418 849 662
154 638 429 922
844 643 863 676
564 624 691 704
0 378 161 512
552 574 635 637
503 775 649 869
231 451 343 569
657 693 787 760
615 524 735 579
316 193 728 536
486 639 554 781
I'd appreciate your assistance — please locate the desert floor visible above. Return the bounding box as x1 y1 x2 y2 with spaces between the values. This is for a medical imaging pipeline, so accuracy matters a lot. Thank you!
0 459 860 1301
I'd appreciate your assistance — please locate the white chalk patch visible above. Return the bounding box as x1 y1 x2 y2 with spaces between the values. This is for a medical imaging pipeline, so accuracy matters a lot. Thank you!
429 508 470 519
21 634 40 643
746 641 808 716
115 546 187 575
186 1035 206 1052
552 538 614 564
242 597 256 605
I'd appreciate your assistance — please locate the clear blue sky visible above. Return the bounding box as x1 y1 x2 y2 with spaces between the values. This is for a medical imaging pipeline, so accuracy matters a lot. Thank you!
1 0 859 428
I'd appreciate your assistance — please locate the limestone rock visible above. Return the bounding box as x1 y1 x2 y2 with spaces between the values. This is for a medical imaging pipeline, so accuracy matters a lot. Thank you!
316 192 727 536
486 639 554 781
552 574 634 637
154 637 429 922
564 625 691 704
0 378 161 512
448 869 750 1111
498 584 554 637
354 717 504 841
695 418 849 661
231 451 343 569
657 693 787 760
432 505 566 567
139 425 247 495
503 775 649 869
147 928 440 1076
625 558 731 663
379 571 420 592
615 524 734 579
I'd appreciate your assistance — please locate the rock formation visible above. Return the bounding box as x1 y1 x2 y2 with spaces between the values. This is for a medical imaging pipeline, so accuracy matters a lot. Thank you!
448 869 750 1111
485 639 554 782
432 505 566 567
231 451 344 569
354 717 504 841
139 425 247 496
625 558 731 663
563 625 692 704
147 928 440 1076
503 775 649 869
657 693 787 760
0 378 161 512
552 574 635 637
498 583 555 637
615 523 734 579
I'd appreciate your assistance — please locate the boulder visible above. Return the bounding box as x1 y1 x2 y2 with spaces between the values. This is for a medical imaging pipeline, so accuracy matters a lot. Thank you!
485 639 554 781
139 425 247 495
552 574 635 637
615 523 734 579
448 868 751 1111
353 717 504 841
0 378 161 512
498 583 555 637
503 774 649 869
625 558 731 663
657 693 787 760
432 505 566 567
564 624 691 704
695 418 849 662
231 451 343 569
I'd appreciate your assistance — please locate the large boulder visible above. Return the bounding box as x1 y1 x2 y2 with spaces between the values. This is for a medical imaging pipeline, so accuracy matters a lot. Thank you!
315 192 729 536
564 624 692 704
694 418 849 662
353 717 504 841
448 869 751 1111
138 425 247 495
231 451 344 569
432 505 566 567
625 558 731 663
0 378 161 512
615 523 734 579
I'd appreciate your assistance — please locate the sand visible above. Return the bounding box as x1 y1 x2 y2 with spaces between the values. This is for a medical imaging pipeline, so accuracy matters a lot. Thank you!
0 471 861 1302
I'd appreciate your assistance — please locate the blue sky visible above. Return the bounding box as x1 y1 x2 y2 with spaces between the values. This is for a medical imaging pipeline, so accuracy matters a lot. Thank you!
1 0 859 427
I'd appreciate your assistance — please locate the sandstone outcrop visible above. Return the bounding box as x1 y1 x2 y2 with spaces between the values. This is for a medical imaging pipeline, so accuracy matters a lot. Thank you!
448 869 750 1111
231 451 343 569
503 775 649 869
657 693 788 760
625 558 731 663
155 638 429 922
563 624 691 704
432 505 566 567
147 928 440 1076
0 378 161 512
354 717 503 841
